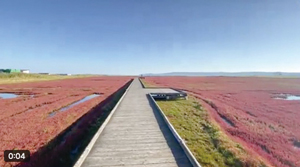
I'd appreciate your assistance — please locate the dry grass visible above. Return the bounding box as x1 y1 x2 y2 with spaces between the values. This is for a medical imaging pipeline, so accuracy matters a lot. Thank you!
139 78 154 87
0 73 96 85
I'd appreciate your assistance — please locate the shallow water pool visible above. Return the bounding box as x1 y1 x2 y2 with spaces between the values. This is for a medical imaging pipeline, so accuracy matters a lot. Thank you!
0 93 18 99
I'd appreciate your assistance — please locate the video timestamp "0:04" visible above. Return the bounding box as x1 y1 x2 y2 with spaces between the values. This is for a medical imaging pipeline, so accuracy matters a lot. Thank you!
4 150 30 162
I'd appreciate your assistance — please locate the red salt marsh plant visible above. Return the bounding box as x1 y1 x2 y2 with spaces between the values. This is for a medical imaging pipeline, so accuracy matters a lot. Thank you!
0 76 132 166
143 76 300 167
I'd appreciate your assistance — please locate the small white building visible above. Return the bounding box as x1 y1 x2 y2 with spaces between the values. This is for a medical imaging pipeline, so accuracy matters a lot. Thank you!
57 73 72 76
21 69 30 73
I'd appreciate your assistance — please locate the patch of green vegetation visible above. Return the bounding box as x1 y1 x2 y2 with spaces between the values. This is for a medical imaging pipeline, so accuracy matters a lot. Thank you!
0 73 97 84
139 78 154 87
156 97 265 167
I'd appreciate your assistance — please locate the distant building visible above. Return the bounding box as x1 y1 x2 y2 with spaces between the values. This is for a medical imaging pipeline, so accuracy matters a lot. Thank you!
0 69 30 73
57 74 72 76
39 73 50 75
1 69 21 73
21 69 30 73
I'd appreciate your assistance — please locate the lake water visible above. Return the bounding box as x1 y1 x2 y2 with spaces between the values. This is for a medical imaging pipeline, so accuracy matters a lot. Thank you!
274 94 300 101
59 94 101 112
286 95 300 100
49 94 101 117
221 116 235 127
0 93 18 99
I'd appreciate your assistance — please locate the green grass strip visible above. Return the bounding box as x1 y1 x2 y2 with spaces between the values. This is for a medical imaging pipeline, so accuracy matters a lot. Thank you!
156 97 266 167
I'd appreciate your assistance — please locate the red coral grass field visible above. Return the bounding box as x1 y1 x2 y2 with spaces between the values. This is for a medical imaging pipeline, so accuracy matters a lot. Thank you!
143 76 300 167
0 76 132 166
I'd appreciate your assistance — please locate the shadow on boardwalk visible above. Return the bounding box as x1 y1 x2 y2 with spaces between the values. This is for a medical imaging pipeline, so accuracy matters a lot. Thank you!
146 95 192 167
15 80 132 167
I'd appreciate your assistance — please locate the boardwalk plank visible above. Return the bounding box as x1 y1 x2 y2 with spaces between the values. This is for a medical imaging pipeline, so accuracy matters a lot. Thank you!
81 79 192 167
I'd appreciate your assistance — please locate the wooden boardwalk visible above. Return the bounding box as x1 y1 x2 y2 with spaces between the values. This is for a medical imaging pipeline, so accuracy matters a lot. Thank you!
80 78 192 167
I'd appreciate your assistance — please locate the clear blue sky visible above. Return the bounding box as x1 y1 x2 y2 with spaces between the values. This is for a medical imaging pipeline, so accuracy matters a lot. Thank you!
0 0 299 75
